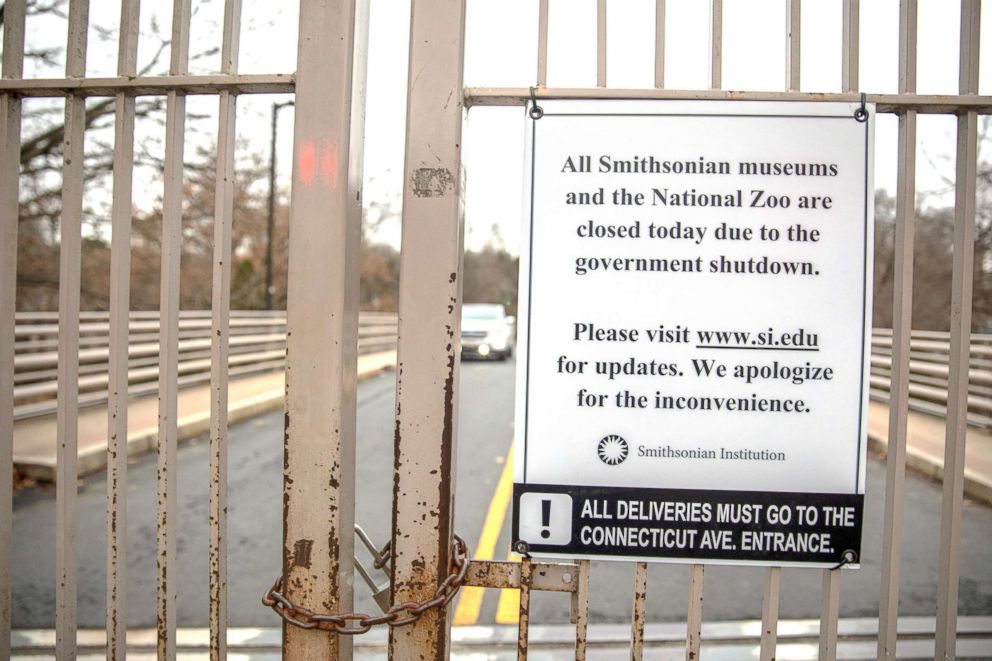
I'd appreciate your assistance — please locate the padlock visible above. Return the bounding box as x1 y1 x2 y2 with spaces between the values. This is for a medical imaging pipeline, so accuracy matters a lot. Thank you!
354 524 392 613
354 555 392 613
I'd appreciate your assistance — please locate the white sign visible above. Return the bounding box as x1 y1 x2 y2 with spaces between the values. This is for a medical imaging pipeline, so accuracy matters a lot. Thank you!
512 100 873 567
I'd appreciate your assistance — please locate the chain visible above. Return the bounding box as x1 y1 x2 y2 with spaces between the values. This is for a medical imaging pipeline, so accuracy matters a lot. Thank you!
262 535 469 635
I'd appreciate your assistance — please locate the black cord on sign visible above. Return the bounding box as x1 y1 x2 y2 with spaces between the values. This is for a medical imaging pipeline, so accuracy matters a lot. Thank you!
529 86 544 120
854 92 868 122
831 549 858 570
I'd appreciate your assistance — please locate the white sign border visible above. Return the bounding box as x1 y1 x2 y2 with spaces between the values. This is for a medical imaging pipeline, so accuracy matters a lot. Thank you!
511 100 875 567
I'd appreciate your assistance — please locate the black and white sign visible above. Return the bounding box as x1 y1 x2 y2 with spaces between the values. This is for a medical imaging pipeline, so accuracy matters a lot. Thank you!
511 100 873 567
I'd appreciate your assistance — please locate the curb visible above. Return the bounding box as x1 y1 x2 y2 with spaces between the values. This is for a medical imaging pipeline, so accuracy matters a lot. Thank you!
12 617 992 659
15 351 397 482
867 431 992 507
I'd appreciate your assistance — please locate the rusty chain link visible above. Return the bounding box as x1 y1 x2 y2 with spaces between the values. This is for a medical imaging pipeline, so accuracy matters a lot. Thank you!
262 535 469 635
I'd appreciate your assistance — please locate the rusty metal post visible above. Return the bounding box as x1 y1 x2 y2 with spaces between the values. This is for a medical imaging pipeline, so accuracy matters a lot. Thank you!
157 1 191 656
685 564 705 660
389 0 467 658
573 560 590 660
209 1 242 658
516 558 532 661
630 562 648 660
282 0 367 658
106 2 140 658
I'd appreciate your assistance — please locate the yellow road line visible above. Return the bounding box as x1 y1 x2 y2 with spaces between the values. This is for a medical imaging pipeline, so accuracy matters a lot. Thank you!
452 445 515 626
494 549 521 624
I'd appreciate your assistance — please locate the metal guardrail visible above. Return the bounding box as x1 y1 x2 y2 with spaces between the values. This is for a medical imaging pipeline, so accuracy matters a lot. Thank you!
869 328 992 429
12 310 397 421
11 318 990 430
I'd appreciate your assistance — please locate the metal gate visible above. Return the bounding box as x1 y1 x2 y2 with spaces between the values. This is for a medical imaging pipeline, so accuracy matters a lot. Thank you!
1 0 990 659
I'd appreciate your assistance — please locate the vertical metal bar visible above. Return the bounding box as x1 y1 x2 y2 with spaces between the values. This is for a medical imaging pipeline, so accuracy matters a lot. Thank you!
388 0 466 658
537 0 548 86
685 564 704 661
804 0 844 640
785 0 801 91
158 1 191 657
106 1 140 659
784 4 845 650
841 0 859 92
282 0 365 658
574 560 590 660
516 558 532 661
654 0 665 87
56 2 89 656
209 1 242 659
819 570 840 661
0 3 26 657
348 2 370 389
878 3 916 659
710 0 722 89
630 562 647 660
596 0 607 87
759 567 781 661
936 2 980 658
265 104 277 312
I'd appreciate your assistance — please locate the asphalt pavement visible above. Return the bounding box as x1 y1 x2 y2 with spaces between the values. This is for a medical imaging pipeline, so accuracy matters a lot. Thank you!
11 357 992 629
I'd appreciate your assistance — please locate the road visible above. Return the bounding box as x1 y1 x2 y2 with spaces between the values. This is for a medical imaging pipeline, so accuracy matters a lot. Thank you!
11 357 992 628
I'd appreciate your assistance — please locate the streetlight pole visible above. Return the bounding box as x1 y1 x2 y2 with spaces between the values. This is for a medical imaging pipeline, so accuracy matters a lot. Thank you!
266 100 294 310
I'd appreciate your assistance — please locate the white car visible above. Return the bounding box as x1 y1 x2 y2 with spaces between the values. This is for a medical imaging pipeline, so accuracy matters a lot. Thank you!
460 304 515 360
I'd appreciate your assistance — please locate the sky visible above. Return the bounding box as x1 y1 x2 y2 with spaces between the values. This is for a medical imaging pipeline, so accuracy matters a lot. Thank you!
13 0 992 254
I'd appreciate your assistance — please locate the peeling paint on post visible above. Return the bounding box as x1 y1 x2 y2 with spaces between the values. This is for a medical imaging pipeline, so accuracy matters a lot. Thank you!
389 1 467 658
282 0 368 659
411 167 455 198
517 558 532 660
630 562 648 660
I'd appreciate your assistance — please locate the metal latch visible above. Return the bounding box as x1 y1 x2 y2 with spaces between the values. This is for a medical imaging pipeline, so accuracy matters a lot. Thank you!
354 525 391 612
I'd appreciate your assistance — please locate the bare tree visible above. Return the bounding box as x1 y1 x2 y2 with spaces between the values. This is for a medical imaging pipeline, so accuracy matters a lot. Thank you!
8 1 225 310
872 117 992 332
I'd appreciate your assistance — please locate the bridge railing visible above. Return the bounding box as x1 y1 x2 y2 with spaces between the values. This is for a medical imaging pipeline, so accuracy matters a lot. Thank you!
869 328 992 429
12 310 397 421
12 318 991 430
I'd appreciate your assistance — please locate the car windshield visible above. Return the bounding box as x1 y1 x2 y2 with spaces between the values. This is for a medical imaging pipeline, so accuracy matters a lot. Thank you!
462 305 503 321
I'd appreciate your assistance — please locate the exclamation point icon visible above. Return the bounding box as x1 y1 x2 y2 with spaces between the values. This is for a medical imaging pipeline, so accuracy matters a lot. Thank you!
540 499 552 539
519 493 572 546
